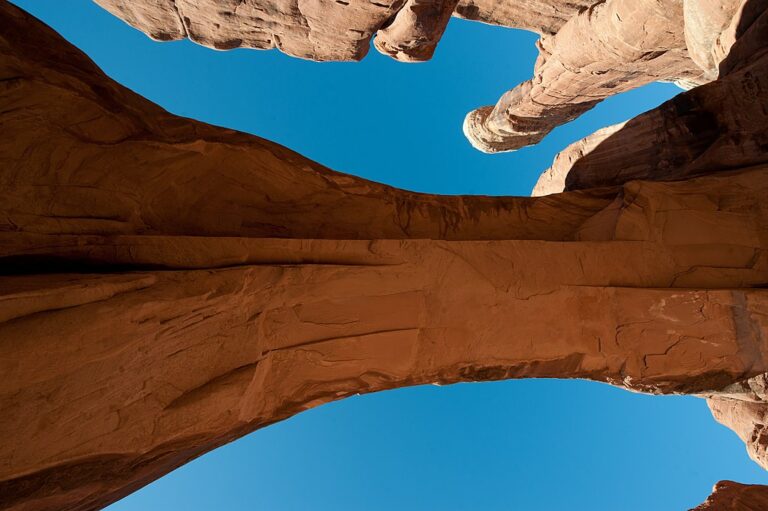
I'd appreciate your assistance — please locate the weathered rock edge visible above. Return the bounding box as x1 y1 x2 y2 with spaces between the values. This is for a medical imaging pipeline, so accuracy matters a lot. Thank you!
534 2 768 196
92 0 764 154
690 480 768 510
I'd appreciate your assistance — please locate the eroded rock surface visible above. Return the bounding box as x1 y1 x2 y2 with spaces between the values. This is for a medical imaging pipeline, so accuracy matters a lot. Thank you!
691 480 768 510
705 373 768 474
92 0 764 155
2 3 768 511
92 0 592 60
533 122 625 197
533 3 768 195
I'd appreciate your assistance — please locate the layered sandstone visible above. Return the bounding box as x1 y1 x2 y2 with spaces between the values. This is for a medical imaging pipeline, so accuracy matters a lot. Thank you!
91 0 593 60
533 3 768 195
2 2 768 511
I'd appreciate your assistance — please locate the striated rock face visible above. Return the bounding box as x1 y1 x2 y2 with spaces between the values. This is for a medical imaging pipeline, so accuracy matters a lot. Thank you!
2 2 768 511
92 0 593 60
691 480 768 510
468 0 767 153
705 373 768 474
464 0 698 152
465 0 765 153
91 0 762 154
533 3 768 195
533 122 625 197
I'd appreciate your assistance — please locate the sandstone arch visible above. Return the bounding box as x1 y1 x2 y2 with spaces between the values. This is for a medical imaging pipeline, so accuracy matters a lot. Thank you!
1 2 768 510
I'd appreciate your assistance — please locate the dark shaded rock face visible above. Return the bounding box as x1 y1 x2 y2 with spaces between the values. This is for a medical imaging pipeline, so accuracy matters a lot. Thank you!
690 481 768 510
1 1 768 510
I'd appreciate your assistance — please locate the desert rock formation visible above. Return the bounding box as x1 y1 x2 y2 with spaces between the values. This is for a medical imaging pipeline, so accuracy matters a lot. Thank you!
2 1 768 511
463 0 758 152
91 0 593 59
92 0 760 153
691 481 768 510
533 1 768 195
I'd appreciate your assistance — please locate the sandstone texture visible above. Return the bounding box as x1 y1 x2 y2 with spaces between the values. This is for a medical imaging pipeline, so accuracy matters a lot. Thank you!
534 2 768 195
93 0 762 155
690 481 768 510
2 2 768 511
92 0 592 59
464 0 765 153
533 122 625 197
706 373 768 475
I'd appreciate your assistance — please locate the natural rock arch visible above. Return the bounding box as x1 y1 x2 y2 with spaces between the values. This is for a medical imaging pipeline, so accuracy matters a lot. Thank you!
102 378 757 510
1 2 768 510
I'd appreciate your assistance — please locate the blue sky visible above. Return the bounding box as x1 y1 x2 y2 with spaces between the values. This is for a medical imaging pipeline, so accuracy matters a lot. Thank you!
12 1 768 509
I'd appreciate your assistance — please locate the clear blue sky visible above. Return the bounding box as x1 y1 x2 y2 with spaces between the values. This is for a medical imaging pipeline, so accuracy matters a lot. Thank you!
12 1 768 509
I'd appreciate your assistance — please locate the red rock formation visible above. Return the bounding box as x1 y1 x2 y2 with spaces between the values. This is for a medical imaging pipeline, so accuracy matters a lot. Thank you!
691 481 768 510
91 0 593 60
464 0 699 151
467 0 768 152
533 3 768 195
705 373 768 476
93 1 760 153
2 2 768 511
533 122 625 196
373 0 460 61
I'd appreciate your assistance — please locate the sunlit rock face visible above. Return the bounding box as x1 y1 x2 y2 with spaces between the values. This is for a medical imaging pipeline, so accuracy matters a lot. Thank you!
463 0 762 153
706 374 768 476
91 0 592 60
533 0 768 195
94 0 756 154
1 1 768 511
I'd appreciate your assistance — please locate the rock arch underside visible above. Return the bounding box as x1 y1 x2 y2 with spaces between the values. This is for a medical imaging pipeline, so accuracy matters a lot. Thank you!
2 0 768 509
